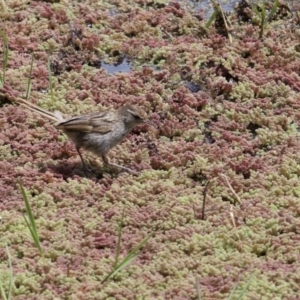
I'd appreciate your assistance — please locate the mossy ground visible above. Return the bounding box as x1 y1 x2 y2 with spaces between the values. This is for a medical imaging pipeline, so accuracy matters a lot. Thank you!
1 0 300 299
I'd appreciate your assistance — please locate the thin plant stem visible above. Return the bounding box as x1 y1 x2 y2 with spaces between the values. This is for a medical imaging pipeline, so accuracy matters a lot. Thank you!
228 273 253 299
195 275 201 300
253 0 279 38
47 54 54 106
25 53 34 100
229 205 237 229
0 29 8 87
103 234 151 283
201 180 210 221
114 208 125 270
102 230 152 283
18 179 44 257
235 274 253 299
0 245 14 300
217 0 232 43
6 245 13 300
220 174 242 205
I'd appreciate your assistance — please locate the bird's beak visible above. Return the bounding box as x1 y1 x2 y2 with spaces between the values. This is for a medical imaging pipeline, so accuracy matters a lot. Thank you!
144 119 156 127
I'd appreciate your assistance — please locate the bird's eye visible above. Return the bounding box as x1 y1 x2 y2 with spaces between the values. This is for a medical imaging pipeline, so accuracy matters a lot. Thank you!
128 109 142 120
133 114 141 119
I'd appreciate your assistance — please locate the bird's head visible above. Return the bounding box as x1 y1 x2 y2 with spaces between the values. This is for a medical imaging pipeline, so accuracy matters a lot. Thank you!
120 105 155 128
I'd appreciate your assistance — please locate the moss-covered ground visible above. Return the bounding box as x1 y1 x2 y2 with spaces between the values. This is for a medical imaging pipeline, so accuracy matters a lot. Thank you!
1 0 300 299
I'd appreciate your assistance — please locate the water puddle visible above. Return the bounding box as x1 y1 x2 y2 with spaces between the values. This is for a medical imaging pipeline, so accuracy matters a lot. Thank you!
100 57 132 74
181 0 237 18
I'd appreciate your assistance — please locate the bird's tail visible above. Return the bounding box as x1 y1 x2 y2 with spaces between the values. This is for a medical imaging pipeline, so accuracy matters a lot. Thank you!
0 93 65 122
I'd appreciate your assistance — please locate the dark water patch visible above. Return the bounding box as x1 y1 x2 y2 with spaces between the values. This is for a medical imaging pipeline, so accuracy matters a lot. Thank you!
182 0 298 19
179 0 236 18
108 9 118 17
185 82 201 93
98 57 132 74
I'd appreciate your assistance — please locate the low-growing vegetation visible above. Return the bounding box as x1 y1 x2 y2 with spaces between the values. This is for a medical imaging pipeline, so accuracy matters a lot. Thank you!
0 0 299 298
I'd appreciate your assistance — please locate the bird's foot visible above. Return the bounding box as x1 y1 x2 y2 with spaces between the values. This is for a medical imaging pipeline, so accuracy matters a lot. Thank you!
107 162 138 175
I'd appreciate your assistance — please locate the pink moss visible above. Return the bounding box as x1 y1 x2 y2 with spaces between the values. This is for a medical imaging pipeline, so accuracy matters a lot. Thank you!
1 0 300 298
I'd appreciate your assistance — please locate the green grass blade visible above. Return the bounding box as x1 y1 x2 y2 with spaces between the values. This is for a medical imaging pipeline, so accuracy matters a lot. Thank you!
0 281 8 300
267 0 279 23
18 179 44 256
195 275 201 300
235 274 253 299
6 245 14 300
227 273 253 299
252 4 260 17
205 9 217 29
19 180 38 234
123 234 152 260
104 252 138 282
114 208 125 270
0 245 14 300
25 53 34 100
22 214 39 246
261 1 266 24
227 278 240 299
0 29 8 87
102 234 152 283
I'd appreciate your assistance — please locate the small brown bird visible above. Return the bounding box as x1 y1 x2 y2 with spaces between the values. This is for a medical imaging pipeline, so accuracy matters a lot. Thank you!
14 97 155 174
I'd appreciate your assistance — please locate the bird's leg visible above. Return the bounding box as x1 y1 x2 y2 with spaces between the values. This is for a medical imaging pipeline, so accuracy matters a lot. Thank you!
76 147 94 176
101 155 137 174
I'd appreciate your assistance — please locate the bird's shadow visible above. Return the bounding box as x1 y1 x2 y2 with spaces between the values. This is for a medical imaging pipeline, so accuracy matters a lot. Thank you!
45 159 121 181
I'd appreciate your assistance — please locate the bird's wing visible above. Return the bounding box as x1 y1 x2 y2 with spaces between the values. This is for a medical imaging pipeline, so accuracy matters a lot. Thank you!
55 110 117 133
